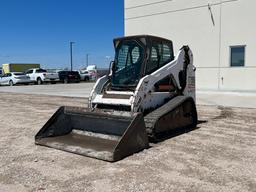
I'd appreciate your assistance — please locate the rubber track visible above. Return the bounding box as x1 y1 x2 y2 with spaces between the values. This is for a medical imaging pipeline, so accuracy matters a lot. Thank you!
144 96 192 136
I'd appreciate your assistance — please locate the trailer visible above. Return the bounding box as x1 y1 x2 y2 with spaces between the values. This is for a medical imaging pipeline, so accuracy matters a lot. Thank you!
2 63 40 74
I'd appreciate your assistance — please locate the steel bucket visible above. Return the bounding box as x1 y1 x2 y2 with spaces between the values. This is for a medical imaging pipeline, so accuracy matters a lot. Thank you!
35 106 149 162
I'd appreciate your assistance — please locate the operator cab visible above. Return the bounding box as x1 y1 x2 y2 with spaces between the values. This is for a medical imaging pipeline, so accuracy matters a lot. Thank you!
111 35 174 90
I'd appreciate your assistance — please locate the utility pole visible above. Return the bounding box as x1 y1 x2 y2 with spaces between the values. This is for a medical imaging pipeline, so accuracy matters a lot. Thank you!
70 42 75 71
86 54 89 67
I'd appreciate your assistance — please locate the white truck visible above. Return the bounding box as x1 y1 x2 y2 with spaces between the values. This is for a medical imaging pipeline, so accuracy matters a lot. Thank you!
25 68 59 85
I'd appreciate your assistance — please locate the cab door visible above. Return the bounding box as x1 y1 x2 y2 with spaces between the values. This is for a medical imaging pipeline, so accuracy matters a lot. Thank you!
0 73 10 85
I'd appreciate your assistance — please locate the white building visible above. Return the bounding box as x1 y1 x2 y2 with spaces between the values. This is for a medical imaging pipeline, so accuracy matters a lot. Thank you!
125 0 256 91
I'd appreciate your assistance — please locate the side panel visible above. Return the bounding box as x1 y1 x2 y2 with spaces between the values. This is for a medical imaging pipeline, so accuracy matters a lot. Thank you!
219 1 256 91
125 0 220 91
125 0 256 91
10 64 40 73
2 64 10 74
132 47 195 112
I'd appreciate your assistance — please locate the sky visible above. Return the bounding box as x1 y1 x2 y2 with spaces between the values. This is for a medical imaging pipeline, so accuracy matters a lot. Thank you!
0 0 124 69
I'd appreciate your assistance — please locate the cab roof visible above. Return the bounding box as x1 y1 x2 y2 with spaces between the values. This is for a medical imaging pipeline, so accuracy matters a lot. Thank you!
113 35 173 44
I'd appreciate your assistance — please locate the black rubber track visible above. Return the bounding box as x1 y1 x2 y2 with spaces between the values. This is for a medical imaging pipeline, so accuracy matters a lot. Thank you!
144 95 197 140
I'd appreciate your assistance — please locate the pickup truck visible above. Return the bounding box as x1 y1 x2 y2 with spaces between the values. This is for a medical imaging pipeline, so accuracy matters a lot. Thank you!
58 70 80 83
79 70 90 81
25 68 59 85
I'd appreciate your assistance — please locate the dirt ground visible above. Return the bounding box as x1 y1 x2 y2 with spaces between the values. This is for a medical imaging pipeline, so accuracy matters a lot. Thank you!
0 92 255 192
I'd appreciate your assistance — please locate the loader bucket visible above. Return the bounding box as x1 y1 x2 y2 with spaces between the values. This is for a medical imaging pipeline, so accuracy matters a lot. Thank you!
35 106 149 162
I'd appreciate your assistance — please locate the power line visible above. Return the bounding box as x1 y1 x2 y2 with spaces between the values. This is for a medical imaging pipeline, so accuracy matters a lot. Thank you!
126 0 173 10
125 0 239 20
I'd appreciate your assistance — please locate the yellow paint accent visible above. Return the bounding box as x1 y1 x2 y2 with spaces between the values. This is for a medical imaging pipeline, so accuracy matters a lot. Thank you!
2 63 40 73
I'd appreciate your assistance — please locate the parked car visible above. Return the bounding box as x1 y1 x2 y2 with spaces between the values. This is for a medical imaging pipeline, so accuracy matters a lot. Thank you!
0 72 32 86
25 68 59 85
58 71 80 83
79 70 90 81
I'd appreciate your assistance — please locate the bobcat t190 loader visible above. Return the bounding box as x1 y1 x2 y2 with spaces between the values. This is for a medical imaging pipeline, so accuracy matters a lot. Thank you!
35 35 198 162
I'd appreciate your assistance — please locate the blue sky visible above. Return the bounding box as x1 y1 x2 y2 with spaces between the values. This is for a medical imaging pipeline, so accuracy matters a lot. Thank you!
0 0 124 69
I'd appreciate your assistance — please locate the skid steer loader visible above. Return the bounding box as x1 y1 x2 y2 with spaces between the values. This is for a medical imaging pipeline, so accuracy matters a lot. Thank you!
35 35 197 162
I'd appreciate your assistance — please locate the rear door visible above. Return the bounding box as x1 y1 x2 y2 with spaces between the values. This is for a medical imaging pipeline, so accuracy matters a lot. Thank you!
35 69 46 80
26 69 34 81
14 72 30 81
58 71 67 80
0 73 11 85
70 71 80 80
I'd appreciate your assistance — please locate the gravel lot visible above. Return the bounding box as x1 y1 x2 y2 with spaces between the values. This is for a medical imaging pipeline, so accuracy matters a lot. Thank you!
0 92 255 192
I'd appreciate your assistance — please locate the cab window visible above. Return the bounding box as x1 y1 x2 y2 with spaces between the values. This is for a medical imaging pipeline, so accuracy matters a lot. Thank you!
161 44 172 66
36 69 47 73
26 70 33 74
146 47 158 74
146 40 174 74
3 73 12 77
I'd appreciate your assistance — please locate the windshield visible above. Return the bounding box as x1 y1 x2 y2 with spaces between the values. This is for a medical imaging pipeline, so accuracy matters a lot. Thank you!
112 40 144 87
36 69 47 73
13 72 25 76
